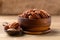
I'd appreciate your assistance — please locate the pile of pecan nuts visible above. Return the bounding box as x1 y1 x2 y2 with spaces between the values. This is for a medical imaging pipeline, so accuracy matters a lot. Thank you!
19 9 50 19
3 9 50 36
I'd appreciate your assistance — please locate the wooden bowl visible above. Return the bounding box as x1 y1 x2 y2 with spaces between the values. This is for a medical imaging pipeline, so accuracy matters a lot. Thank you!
18 16 51 34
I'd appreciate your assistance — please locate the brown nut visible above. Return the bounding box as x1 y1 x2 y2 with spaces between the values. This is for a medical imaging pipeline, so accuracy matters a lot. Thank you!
4 25 9 30
30 12 41 19
3 22 23 36
40 10 50 18
29 12 36 19
21 13 29 18
9 22 19 29
29 15 33 19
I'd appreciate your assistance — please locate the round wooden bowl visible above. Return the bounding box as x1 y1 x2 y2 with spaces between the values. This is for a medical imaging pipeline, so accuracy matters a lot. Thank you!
18 16 51 35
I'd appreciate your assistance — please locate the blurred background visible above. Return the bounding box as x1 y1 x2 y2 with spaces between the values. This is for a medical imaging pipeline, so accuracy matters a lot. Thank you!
0 0 60 40
0 0 60 15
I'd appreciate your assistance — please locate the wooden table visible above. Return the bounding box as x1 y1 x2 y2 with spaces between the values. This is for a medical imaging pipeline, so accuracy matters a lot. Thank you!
0 15 60 40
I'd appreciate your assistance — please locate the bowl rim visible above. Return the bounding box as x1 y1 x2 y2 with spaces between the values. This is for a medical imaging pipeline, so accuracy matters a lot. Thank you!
18 16 51 20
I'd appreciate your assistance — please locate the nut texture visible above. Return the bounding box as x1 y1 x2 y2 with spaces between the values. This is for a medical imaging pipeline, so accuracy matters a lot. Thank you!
19 9 50 19
3 22 23 36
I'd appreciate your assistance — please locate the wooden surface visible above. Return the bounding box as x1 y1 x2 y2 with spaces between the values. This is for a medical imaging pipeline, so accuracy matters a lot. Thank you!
0 15 60 40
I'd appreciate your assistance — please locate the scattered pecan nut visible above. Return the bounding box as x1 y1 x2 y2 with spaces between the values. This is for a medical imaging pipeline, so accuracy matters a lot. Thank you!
3 22 23 36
